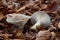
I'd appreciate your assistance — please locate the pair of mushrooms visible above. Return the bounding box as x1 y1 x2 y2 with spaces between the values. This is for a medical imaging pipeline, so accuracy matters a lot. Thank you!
6 11 50 31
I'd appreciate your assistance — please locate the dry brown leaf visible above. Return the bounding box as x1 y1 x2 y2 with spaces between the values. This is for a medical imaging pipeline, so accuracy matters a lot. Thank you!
25 32 35 40
7 5 14 9
13 30 25 39
13 39 25 40
51 32 56 40
0 34 9 39
35 30 51 40
58 22 60 28
28 0 34 4
0 12 4 20
40 4 47 9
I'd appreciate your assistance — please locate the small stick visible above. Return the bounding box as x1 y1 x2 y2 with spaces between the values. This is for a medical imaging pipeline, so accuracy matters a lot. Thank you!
16 4 34 13
16 5 27 12
25 10 32 16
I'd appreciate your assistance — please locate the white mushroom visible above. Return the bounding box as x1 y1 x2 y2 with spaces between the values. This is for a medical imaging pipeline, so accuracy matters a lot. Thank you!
31 11 50 30
6 13 31 31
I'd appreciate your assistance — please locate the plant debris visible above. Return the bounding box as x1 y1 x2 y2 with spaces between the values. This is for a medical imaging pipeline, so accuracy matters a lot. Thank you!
0 0 60 40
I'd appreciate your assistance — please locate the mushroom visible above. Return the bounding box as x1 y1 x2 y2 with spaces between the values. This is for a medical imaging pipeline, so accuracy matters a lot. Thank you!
6 13 31 31
31 11 51 30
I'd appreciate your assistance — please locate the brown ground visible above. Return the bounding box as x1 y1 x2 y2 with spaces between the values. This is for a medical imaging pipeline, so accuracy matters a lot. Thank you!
0 0 60 40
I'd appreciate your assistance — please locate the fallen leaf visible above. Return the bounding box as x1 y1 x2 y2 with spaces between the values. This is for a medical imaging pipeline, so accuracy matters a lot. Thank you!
58 22 60 28
0 12 4 20
40 4 47 9
35 30 51 40
13 30 25 39
0 34 9 39
51 32 56 40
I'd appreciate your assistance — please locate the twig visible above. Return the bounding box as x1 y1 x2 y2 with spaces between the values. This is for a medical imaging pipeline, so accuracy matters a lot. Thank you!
16 4 34 13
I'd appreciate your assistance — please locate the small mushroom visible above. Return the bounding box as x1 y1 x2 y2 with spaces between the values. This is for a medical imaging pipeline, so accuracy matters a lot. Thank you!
6 13 31 31
31 11 51 30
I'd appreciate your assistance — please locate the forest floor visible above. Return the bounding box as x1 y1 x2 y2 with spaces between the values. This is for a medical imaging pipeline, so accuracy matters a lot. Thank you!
0 0 60 40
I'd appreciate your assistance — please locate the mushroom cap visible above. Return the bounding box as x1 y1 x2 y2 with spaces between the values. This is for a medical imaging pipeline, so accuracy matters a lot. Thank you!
31 11 50 28
6 13 31 29
6 13 31 23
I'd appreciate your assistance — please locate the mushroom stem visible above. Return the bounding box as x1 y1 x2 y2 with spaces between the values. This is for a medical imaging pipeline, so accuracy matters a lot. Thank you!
31 21 41 30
